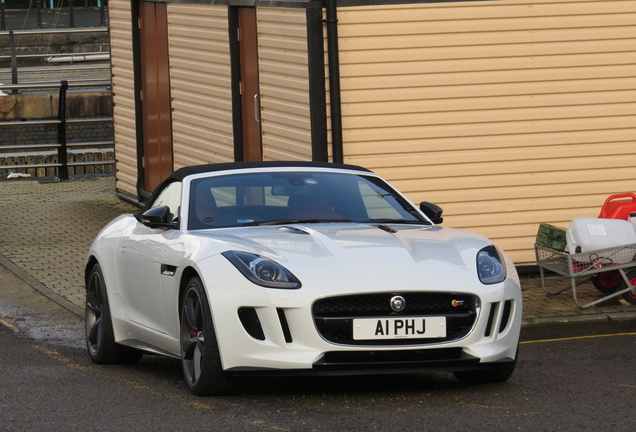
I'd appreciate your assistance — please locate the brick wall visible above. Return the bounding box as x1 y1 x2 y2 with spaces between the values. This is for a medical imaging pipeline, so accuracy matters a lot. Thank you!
1 122 113 147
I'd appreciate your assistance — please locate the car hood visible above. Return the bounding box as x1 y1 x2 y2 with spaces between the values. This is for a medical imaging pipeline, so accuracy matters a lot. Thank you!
192 223 494 288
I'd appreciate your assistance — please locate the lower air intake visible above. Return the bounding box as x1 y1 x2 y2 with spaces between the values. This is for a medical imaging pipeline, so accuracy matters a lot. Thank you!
238 307 265 341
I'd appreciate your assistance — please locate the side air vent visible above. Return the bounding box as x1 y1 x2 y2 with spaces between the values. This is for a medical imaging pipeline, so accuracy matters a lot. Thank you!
484 303 497 337
483 301 513 338
238 307 265 341
498 300 512 334
277 308 293 343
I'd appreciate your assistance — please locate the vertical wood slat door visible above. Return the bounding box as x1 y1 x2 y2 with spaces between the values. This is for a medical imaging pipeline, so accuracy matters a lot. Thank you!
139 1 173 190
238 7 263 161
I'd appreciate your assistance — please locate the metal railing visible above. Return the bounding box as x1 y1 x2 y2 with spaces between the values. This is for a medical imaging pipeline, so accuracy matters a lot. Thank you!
0 4 108 31
0 27 110 92
0 80 114 180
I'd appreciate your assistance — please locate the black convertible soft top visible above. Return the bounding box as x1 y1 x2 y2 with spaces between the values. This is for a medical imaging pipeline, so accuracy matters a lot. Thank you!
143 161 371 210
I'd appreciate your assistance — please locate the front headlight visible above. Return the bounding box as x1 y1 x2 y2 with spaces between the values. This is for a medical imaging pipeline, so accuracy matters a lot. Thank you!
477 245 507 284
222 251 301 289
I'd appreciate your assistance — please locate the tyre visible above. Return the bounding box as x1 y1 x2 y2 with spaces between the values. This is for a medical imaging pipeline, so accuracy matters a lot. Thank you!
180 276 236 396
453 347 518 384
619 270 636 305
591 271 620 294
85 263 143 364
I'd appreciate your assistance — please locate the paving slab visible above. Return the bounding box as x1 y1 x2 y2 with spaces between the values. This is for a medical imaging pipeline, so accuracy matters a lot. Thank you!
0 176 136 309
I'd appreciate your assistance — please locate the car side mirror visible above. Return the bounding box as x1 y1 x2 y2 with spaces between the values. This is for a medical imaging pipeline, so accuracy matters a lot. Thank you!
419 202 443 224
141 206 177 229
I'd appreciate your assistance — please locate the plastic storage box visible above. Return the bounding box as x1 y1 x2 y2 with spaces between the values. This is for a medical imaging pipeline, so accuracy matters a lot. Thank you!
566 218 636 262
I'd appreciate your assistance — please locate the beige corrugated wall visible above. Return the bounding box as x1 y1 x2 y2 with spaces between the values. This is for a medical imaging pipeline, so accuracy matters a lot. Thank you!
257 8 313 161
166 4 234 169
335 0 636 264
110 0 138 197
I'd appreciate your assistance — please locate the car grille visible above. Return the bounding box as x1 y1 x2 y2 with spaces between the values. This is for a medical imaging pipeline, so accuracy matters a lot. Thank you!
312 292 478 346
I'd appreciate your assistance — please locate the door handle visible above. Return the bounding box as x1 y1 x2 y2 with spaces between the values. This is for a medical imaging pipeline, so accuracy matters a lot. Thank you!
254 93 260 123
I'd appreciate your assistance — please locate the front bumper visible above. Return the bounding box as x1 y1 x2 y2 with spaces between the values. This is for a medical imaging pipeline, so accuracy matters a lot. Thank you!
198 257 522 374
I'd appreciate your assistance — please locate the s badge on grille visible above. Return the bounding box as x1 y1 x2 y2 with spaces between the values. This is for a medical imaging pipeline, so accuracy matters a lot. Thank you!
390 295 406 312
451 299 465 308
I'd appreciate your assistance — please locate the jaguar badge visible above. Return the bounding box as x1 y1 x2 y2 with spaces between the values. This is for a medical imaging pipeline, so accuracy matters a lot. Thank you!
390 295 406 313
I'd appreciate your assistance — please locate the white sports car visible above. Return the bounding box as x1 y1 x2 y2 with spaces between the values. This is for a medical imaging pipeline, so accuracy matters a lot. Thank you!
85 162 522 396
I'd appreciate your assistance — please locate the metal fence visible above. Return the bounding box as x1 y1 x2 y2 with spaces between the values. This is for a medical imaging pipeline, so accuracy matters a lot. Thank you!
0 4 108 31
0 27 110 88
0 80 114 180
0 25 113 180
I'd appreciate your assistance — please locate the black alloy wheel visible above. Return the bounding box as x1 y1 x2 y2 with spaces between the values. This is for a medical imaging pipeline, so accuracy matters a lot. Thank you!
85 263 142 364
180 276 236 396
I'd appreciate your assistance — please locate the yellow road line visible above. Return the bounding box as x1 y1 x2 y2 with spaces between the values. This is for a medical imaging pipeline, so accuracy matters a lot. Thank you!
0 317 20 333
521 331 636 344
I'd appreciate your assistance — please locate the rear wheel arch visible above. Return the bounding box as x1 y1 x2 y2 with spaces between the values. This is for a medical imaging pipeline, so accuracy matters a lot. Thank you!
85 261 142 364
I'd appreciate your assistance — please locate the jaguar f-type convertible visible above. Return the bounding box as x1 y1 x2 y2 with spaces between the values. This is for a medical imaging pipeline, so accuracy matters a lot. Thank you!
85 162 522 395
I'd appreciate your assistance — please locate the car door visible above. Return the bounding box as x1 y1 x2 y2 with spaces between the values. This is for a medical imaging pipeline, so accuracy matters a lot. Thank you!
117 181 182 334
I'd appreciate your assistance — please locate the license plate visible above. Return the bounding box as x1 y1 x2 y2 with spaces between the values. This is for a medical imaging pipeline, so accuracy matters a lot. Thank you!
353 316 446 340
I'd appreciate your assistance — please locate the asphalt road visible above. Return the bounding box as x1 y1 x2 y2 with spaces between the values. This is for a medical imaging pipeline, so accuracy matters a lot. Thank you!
1 265 635 431
2 323 635 431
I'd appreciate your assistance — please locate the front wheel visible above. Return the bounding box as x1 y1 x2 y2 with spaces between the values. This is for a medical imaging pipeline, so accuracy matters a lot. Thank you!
85 263 143 364
180 276 236 396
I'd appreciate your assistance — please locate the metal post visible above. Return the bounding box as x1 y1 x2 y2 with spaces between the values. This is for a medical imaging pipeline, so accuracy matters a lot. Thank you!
37 0 42 29
9 31 19 94
99 1 105 27
69 0 75 28
57 81 69 180
325 0 343 164
1 1 6 31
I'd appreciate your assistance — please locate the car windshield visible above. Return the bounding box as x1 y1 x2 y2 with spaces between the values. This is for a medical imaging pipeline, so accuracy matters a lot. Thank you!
187 171 428 230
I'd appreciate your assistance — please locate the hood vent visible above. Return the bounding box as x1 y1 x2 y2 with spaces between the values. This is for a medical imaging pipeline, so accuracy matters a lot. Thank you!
277 225 310 235
373 224 398 234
